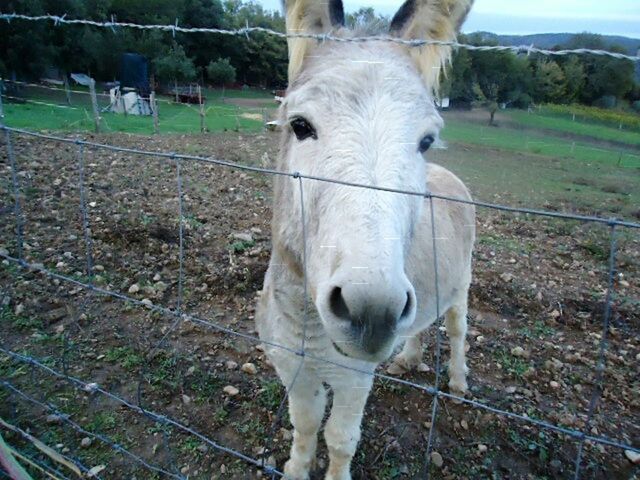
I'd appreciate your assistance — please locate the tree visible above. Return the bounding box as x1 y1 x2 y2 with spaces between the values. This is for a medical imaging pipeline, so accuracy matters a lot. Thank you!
153 43 196 99
566 34 635 104
346 7 389 33
533 60 566 103
560 57 586 103
207 57 236 85
448 46 474 105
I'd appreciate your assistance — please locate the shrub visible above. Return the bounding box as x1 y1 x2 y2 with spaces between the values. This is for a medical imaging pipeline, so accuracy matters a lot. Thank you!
207 58 236 86
542 103 640 130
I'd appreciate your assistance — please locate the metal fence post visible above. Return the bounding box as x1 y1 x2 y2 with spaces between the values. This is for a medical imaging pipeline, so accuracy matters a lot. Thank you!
89 79 101 133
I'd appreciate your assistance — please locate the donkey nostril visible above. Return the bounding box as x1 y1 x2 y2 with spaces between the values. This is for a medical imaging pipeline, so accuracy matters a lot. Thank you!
400 292 412 319
329 287 350 321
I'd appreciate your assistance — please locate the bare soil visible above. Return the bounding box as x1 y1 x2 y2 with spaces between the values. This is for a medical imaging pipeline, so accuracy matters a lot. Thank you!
0 131 638 480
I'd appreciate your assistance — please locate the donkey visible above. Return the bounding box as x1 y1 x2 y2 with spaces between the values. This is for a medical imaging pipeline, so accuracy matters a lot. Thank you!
256 1 475 478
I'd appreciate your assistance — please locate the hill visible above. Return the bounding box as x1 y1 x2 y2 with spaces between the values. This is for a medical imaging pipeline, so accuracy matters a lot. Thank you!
472 32 640 54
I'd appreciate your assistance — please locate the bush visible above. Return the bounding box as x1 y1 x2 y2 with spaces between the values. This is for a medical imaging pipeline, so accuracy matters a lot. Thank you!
153 43 196 83
632 101 640 114
207 58 236 86
542 103 640 130
593 95 617 109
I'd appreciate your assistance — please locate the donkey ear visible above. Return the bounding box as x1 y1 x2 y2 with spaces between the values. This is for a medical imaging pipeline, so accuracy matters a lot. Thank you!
390 0 473 93
283 0 345 81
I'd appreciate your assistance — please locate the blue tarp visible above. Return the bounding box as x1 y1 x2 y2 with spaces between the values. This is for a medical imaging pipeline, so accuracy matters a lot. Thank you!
120 53 149 95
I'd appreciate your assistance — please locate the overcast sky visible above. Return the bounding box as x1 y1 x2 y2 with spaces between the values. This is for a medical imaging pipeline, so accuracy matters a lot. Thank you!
256 0 640 38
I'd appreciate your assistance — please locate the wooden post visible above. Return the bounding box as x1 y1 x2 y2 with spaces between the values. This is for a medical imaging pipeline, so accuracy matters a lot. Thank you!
89 78 101 133
571 142 576 156
262 107 267 131
151 91 159 134
198 84 205 133
618 152 623 167
235 106 240 131
63 75 72 105
0 80 4 119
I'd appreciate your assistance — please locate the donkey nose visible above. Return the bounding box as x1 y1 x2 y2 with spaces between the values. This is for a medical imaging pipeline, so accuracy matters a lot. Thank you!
327 274 416 354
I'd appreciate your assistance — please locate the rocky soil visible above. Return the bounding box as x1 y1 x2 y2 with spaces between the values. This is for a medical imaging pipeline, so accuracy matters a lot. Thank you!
0 131 638 479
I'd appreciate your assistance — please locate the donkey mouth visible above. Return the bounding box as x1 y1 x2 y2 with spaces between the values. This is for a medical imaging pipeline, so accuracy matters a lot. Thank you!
331 341 351 358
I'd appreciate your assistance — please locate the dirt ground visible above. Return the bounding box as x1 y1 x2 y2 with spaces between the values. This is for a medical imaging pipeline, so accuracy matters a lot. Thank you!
0 130 638 479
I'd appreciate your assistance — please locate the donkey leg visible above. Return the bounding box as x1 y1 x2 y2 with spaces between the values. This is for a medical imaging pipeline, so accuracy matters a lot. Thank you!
324 376 372 480
388 335 422 374
444 302 469 394
284 377 327 480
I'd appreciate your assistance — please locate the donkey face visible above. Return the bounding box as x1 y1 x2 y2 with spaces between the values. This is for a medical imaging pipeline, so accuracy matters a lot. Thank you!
275 0 472 363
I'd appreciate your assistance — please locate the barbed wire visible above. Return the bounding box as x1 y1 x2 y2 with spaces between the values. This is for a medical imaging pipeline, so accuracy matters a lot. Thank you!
1 122 639 480
1 13 639 62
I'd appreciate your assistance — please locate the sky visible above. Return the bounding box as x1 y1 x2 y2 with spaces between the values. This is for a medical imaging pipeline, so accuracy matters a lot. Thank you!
255 0 640 38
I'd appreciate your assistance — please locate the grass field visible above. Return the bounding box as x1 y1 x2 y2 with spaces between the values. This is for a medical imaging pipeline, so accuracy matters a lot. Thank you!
437 111 640 221
440 117 640 168
1 85 275 134
503 109 640 147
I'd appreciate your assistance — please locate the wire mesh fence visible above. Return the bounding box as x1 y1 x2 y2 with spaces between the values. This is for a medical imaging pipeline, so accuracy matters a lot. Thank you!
1 123 638 479
0 11 639 480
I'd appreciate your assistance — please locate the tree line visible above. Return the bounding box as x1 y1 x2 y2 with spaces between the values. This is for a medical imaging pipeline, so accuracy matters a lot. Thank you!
447 32 640 111
0 0 289 88
0 1 638 110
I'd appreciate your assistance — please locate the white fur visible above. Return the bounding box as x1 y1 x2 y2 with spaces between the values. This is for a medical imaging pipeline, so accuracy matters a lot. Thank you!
256 5 475 479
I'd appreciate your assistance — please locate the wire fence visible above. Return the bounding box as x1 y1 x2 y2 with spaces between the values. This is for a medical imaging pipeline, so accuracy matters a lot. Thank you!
1 13 640 62
1 122 639 479
1 78 272 135
0 11 639 480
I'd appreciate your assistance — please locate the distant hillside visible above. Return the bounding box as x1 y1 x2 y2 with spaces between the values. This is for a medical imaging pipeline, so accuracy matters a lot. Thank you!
472 32 640 55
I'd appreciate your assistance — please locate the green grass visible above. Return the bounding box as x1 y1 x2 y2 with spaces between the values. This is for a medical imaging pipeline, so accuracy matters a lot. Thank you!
204 86 274 100
434 116 640 221
0 305 42 331
504 110 640 147
104 346 144 370
2 86 270 134
440 119 640 168
230 239 255 253
2 100 262 134
493 348 530 379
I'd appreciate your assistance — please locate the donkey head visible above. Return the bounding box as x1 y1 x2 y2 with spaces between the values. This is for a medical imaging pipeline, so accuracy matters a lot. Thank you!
273 0 473 362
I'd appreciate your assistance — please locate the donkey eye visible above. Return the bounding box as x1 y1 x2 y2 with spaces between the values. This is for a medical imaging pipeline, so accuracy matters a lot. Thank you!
290 117 317 141
418 135 435 153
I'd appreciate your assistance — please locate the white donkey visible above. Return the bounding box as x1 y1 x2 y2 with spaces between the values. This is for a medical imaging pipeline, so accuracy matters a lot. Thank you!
256 1 475 478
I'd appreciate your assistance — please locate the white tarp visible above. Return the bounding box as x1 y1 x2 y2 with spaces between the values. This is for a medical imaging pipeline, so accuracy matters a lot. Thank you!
109 87 152 116
70 73 93 86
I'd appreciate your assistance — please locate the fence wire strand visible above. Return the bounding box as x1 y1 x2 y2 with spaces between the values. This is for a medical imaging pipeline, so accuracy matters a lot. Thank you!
1 13 639 62
573 224 618 479
423 196 443 478
1 42 639 476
